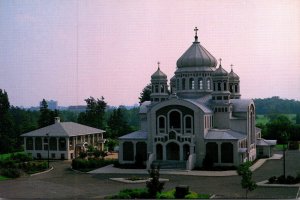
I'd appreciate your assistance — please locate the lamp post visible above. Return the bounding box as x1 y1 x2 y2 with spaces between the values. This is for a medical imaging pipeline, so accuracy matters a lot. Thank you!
46 133 50 169
282 132 288 179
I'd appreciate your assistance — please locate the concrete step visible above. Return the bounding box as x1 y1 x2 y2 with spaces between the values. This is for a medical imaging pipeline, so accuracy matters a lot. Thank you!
152 160 186 169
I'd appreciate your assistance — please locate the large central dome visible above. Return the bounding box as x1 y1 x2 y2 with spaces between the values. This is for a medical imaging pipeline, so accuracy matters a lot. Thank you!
176 35 217 68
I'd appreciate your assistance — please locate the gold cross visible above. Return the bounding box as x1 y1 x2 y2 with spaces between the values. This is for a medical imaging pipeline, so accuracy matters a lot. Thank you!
157 61 160 69
219 58 222 65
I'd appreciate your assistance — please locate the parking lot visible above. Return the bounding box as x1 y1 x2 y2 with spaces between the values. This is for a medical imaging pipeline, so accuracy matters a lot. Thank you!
0 150 299 199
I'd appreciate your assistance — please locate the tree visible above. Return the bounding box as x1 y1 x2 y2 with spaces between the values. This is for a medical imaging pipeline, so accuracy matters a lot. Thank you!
296 113 300 124
138 83 152 104
77 96 107 129
146 165 164 198
265 115 292 143
38 99 59 128
0 89 15 153
107 107 133 138
237 162 257 198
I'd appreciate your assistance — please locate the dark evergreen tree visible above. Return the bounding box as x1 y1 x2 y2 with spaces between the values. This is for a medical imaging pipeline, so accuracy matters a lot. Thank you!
38 99 59 128
0 89 15 153
77 96 107 129
138 83 152 104
107 107 133 138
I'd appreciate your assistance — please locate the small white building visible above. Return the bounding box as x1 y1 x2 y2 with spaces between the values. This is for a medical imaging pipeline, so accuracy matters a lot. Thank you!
21 117 105 160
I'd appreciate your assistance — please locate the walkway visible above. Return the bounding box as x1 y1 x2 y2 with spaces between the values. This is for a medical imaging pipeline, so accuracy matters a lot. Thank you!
89 154 283 176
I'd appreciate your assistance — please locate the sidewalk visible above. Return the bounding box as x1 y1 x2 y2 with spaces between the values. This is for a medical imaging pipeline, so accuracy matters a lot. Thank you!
88 154 283 177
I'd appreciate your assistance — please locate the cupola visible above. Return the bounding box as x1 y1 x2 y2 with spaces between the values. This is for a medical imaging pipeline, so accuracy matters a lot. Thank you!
150 62 169 103
176 27 217 69
228 65 241 99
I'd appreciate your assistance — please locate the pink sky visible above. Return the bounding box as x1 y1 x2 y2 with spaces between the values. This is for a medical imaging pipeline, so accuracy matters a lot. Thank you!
0 0 299 107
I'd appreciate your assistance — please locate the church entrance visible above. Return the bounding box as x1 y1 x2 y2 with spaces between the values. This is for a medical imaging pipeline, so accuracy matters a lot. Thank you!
166 142 179 160
183 144 190 160
156 144 163 160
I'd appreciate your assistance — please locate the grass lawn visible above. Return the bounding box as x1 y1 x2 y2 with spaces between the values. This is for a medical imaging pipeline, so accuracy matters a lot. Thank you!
0 152 25 160
256 114 297 125
0 175 9 181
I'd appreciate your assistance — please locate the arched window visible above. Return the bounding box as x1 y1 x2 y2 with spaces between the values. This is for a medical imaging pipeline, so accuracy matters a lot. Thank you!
176 79 179 90
217 82 221 91
223 82 227 91
189 78 194 90
198 79 203 90
229 84 233 92
221 143 233 163
158 116 166 134
184 116 193 134
155 85 159 93
207 79 211 90
59 138 66 151
35 137 42 150
182 78 186 90
235 84 238 93
169 111 181 129
26 137 33 150
160 85 164 93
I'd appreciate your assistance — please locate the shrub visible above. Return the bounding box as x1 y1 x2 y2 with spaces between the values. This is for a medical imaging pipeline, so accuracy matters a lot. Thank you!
72 158 116 171
286 175 295 184
1 168 21 178
93 150 101 158
0 159 17 168
268 176 277 184
110 188 149 199
185 191 199 199
157 189 175 199
79 152 87 159
146 165 164 198
277 175 286 184
10 153 32 162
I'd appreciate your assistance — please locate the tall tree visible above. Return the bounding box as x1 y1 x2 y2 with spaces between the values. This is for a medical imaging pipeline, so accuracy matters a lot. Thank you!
107 107 133 138
78 96 107 129
138 83 152 104
38 99 59 128
0 89 15 153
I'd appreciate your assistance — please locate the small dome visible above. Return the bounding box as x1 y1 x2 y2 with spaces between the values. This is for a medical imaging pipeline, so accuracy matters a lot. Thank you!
213 65 228 76
176 40 217 68
229 69 239 79
151 67 167 79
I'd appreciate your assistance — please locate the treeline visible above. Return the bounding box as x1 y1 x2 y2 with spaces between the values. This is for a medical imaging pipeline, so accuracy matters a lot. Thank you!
254 96 300 115
0 89 139 154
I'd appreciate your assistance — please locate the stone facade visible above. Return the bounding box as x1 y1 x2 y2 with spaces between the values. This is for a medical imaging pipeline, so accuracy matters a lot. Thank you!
119 28 275 169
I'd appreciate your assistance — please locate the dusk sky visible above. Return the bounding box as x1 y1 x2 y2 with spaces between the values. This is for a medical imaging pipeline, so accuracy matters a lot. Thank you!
0 0 299 107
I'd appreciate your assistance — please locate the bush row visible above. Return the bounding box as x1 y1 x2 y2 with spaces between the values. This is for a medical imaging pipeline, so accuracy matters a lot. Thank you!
268 174 300 184
108 188 210 199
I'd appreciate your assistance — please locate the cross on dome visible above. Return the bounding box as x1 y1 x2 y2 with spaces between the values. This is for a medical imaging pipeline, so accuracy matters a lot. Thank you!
219 58 222 66
157 61 160 70
194 27 198 36
230 64 234 70
194 27 199 42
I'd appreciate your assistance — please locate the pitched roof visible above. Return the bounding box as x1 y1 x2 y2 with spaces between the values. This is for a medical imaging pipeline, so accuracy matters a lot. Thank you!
230 99 254 112
21 122 104 137
139 101 151 114
256 138 277 146
205 129 246 140
119 130 148 140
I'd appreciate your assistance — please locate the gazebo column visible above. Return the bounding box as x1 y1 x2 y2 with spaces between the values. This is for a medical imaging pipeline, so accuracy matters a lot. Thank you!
33 137 36 150
133 141 137 161
119 141 124 162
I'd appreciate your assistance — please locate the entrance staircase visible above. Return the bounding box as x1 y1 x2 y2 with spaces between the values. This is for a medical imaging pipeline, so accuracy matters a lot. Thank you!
151 160 186 169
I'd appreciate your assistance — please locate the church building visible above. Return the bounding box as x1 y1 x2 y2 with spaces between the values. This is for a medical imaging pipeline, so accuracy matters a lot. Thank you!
118 28 275 169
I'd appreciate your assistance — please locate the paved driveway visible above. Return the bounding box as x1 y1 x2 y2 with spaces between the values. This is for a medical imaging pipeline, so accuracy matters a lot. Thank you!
0 150 299 199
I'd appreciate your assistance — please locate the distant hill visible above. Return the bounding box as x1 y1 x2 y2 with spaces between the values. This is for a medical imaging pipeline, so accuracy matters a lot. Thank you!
254 96 300 115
